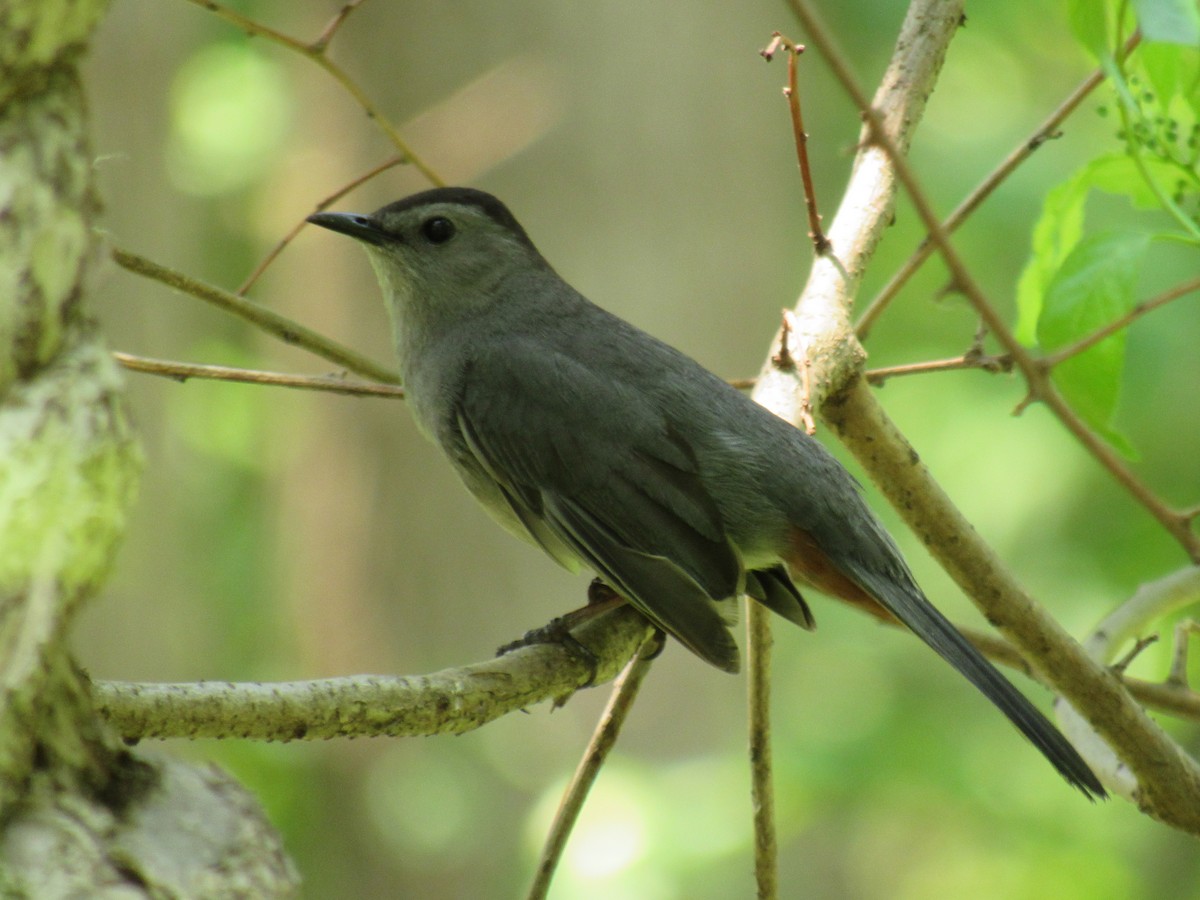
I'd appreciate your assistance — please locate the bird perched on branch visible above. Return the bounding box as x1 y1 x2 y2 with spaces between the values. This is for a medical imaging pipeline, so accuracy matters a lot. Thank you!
309 187 1105 799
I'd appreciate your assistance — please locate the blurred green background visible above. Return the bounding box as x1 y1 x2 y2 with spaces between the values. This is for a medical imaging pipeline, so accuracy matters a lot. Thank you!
79 1 1198 897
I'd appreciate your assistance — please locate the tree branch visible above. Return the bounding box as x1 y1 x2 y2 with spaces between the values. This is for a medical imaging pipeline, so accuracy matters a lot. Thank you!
527 632 661 900
112 352 405 399
747 600 778 900
1055 566 1200 802
776 0 1200 834
855 33 1139 339
184 0 443 187
112 248 401 385
94 605 653 741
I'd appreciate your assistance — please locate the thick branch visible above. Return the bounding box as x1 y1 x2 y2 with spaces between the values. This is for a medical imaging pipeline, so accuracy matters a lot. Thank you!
773 0 1200 833
755 0 960 416
823 381 1200 830
95 606 654 741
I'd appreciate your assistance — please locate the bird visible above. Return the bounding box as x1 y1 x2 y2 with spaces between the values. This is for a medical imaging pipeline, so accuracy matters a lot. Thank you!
307 186 1106 799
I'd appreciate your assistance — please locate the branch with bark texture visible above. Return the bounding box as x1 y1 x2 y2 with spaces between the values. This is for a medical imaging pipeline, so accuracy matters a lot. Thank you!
96 606 654 741
772 0 1200 834
95 0 1200 875
0 0 298 892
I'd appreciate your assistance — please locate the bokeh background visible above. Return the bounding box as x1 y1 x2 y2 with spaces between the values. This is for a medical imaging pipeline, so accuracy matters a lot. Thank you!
80 1 1198 897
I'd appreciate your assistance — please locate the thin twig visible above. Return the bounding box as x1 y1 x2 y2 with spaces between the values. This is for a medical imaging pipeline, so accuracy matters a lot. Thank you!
789 1 1198 560
112 352 405 398
911 616 1200 722
526 633 662 900
788 0 1200 831
112 247 401 385
771 308 797 371
1040 275 1200 368
237 155 409 296
747 600 778 900
865 352 1012 385
763 34 829 254
855 33 1141 339
184 0 443 187
310 0 366 52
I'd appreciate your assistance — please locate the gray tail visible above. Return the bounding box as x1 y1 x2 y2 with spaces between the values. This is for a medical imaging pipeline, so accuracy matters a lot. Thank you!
860 572 1106 800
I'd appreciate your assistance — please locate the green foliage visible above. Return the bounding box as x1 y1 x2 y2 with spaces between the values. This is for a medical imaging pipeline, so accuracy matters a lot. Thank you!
83 1 1200 895
1018 2 1199 453
1038 230 1150 455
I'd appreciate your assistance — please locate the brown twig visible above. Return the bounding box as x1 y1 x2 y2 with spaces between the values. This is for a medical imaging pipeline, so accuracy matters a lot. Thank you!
237 155 409 296
771 308 797 371
770 310 815 436
747 600 778 900
763 34 830 255
1111 634 1159 675
954 623 1200 721
310 0 366 53
787 0 1200 831
1039 274 1200 369
112 247 401 385
865 352 1012 385
112 352 405 398
790 5 1198 560
184 0 443 187
526 633 662 900
855 32 1141 340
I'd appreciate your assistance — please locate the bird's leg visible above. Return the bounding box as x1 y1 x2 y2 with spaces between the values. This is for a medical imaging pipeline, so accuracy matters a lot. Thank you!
495 579 631 685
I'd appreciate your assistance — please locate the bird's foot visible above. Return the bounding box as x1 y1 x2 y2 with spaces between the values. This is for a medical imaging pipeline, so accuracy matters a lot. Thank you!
496 580 629 687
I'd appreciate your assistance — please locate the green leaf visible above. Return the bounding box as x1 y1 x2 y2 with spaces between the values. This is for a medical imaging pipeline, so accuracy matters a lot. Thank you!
1015 154 1177 343
1015 165 1094 343
1139 42 1199 99
1139 42 1200 135
1038 230 1151 455
1131 0 1200 46
1087 153 1184 209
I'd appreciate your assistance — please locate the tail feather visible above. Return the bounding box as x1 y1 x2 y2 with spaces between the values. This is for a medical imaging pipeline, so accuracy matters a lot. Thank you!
855 570 1106 800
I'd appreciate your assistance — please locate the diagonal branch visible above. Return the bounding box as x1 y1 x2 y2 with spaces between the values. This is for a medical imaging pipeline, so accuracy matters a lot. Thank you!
236 155 410 296
775 0 1200 834
1040 275 1200 368
526 632 661 900
184 0 443 187
855 33 1139 339
112 248 400 385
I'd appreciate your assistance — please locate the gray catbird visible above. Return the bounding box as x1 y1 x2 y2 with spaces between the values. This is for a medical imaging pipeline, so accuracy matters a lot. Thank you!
308 187 1105 799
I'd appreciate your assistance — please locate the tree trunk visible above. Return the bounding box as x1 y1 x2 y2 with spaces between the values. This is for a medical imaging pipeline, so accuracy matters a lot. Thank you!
0 0 298 893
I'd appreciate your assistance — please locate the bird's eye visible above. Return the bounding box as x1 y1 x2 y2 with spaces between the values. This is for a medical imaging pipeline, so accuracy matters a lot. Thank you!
420 216 456 244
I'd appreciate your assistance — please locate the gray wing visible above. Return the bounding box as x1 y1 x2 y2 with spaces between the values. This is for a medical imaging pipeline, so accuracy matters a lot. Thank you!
451 344 745 671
